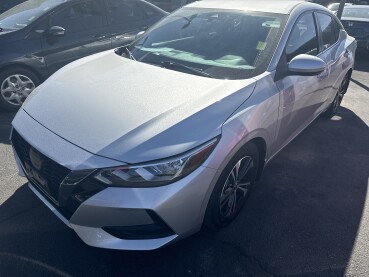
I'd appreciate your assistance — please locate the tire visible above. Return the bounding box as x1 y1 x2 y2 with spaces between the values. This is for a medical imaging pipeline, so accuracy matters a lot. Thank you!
0 67 41 112
204 141 260 228
323 72 350 119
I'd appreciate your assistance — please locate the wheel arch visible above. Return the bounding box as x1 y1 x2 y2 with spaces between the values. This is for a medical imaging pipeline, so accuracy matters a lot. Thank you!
342 68 353 95
248 137 267 180
201 135 268 228
201 131 269 213
0 63 45 83
348 68 353 76
347 68 353 80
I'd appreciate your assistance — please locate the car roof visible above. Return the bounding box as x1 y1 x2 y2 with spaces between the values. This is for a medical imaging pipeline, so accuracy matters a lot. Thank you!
186 0 307 15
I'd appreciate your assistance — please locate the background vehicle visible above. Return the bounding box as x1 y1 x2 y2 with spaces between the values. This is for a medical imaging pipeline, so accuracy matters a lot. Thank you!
145 0 195 12
11 0 355 250
328 2 352 12
312 1 369 7
340 5 369 51
0 0 167 111
0 0 26 14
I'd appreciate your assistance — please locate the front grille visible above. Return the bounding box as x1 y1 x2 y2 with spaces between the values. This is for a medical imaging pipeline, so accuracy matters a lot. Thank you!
11 129 70 204
11 129 107 220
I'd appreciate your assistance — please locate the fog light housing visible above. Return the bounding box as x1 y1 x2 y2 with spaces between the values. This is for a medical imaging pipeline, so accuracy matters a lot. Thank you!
102 210 175 240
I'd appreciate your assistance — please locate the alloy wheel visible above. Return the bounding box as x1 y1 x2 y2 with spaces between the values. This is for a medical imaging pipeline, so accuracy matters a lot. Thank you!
331 75 349 114
1 74 35 106
219 156 254 219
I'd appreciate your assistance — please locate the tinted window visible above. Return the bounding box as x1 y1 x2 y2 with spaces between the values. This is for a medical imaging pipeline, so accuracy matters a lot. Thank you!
146 0 172 11
0 0 64 30
106 0 146 25
127 8 287 80
139 2 160 17
0 0 26 13
286 13 318 62
316 13 337 51
50 0 104 32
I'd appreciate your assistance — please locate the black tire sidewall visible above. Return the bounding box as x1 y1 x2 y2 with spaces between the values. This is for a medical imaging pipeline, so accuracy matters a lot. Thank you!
324 73 350 119
204 142 259 228
0 67 41 112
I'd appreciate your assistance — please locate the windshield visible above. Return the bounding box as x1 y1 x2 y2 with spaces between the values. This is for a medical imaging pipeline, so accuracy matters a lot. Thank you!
342 7 369 19
0 0 65 31
127 8 287 80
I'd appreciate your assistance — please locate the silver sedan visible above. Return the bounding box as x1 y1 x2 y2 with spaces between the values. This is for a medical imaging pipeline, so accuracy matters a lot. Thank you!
11 0 356 250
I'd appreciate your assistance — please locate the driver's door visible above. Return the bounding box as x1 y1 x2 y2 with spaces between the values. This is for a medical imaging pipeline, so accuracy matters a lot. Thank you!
40 0 111 76
274 12 328 150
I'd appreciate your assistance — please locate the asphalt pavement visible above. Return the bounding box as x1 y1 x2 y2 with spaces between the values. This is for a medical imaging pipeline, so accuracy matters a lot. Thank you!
0 54 368 277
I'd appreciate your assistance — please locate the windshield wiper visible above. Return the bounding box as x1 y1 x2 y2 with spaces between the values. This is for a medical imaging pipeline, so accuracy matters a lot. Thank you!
160 61 213 78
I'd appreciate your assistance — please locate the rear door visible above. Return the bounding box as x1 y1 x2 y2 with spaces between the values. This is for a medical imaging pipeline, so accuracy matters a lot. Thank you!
274 12 328 149
314 12 350 107
41 0 111 76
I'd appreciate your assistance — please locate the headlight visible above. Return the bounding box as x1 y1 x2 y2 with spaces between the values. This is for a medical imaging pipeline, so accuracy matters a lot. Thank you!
94 137 219 187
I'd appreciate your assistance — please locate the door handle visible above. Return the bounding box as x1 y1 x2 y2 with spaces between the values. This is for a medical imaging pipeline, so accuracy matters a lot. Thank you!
140 25 148 31
344 50 350 58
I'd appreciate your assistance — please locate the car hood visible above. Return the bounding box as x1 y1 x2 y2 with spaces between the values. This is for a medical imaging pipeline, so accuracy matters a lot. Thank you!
23 50 256 164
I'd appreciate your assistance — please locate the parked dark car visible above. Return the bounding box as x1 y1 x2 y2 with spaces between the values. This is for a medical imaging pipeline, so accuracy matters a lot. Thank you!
341 5 369 52
0 0 27 14
145 0 195 12
0 0 167 111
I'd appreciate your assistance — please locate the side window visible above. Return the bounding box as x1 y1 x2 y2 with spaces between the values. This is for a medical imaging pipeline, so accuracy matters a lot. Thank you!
139 3 160 18
50 0 104 33
316 13 338 51
29 18 48 39
106 0 146 25
286 13 318 62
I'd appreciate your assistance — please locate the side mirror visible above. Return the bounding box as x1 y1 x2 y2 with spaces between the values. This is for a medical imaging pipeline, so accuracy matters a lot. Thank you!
135 31 145 40
288 54 326 76
47 26 65 37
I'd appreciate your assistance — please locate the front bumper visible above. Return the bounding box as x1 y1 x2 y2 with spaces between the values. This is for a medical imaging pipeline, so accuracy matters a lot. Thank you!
27 182 178 250
11 109 218 250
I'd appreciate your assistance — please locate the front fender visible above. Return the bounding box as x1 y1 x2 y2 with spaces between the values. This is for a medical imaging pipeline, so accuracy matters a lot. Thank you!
199 74 280 216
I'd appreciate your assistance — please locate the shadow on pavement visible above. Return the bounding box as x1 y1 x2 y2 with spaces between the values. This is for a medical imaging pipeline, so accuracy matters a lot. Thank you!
0 112 16 145
350 78 369 92
0 106 368 277
351 53 369 93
